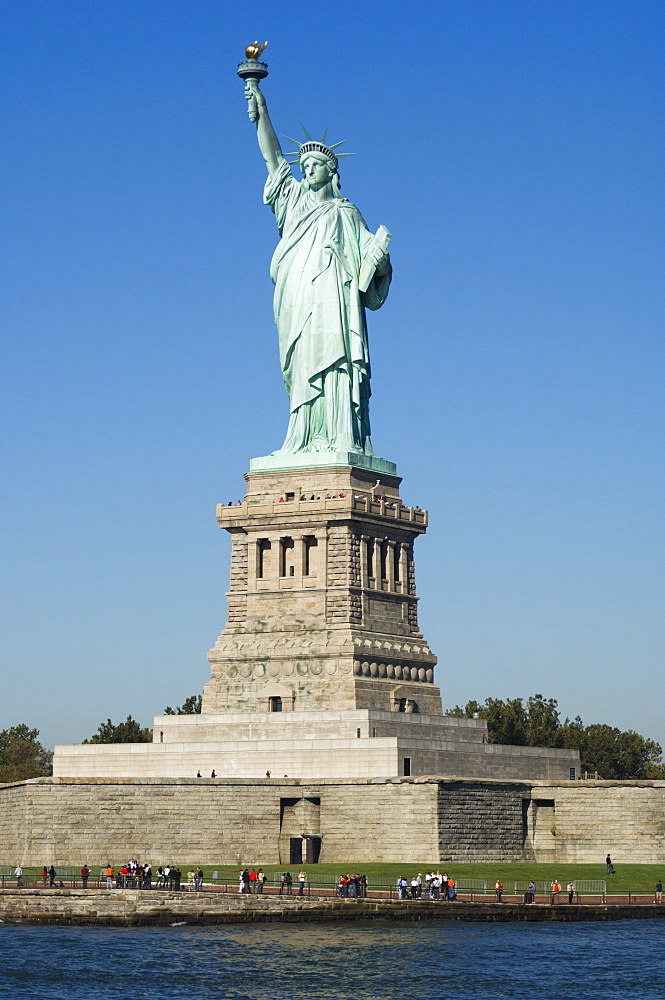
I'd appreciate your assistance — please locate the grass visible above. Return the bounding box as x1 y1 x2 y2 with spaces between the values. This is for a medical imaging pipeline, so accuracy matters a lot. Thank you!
5 862 661 893
189 862 663 892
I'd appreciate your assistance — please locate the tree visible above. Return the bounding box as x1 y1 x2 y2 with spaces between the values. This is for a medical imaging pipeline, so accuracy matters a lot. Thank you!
446 693 665 779
163 694 202 716
525 694 560 747
82 716 152 744
0 725 53 782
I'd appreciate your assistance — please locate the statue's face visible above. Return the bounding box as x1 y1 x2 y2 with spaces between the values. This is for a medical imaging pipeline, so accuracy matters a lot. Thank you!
301 154 332 191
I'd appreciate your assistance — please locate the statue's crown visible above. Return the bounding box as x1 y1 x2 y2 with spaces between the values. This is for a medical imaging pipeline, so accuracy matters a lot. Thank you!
284 127 355 173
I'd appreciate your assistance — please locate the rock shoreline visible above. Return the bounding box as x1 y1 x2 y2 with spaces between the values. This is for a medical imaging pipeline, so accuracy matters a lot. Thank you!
0 890 663 926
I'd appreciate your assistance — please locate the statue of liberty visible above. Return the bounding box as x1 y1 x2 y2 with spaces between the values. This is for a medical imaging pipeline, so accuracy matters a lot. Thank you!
242 63 392 458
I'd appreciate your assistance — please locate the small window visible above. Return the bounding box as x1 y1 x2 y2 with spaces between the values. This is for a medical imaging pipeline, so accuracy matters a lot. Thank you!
380 540 388 581
372 727 377 738
304 536 318 576
356 728 361 738
569 767 576 781
403 757 411 777
393 542 401 582
269 696 282 713
367 537 375 578
280 537 294 577
257 539 271 579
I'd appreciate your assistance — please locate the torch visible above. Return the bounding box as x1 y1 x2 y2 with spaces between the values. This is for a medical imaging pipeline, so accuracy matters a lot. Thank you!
237 41 269 122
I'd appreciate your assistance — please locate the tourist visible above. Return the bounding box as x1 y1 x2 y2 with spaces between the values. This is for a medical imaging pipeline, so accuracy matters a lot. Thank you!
567 881 575 904
80 864 90 889
447 876 456 901
171 867 182 891
606 854 614 874
431 874 441 901
527 880 536 904
551 879 561 904
194 867 204 891
495 880 503 903
155 866 165 888
249 868 258 892
142 864 152 889
105 864 114 889
410 875 420 899
284 871 293 895
48 865 57 888
14 865 22 888
441 873 449 901
298 869 307 895
210 769 216 778
255 869 266 894
655 879 662 903
42 866 48 887
280 873 288 895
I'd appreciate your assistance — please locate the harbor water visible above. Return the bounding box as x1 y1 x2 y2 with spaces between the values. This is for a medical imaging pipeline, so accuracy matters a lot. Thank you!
0 919 661 998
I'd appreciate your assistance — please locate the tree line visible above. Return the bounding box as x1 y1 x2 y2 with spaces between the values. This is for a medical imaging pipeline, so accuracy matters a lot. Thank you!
446 693 665 779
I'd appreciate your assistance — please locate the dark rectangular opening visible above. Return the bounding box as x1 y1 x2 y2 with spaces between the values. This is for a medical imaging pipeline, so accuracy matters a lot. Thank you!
289 837 303 865
257 539 271 579
569 767 576 780
304 536 317 576
403 757 411 776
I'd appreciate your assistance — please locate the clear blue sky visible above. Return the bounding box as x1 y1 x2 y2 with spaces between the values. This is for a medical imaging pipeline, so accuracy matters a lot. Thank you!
1 0 663 754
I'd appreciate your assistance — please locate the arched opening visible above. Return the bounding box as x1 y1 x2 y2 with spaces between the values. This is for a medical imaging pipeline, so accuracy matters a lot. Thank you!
268 696 283 713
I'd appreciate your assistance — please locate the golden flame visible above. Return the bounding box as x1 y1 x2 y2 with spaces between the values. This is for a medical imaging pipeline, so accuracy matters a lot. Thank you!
244 41 268 60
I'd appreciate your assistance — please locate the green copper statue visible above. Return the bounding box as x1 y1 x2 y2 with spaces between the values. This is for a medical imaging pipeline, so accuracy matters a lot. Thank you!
241 50 392 459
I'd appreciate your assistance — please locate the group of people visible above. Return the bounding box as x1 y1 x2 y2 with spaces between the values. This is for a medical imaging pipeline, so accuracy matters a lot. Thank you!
237 868 268 893
336 873 368 897
94 861 205 890
397 872 456 900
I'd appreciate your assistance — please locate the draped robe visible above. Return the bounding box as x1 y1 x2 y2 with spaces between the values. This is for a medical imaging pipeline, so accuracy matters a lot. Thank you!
264 158 391 454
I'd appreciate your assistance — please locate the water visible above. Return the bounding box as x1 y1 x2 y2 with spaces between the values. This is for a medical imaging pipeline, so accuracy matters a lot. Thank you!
0 920 661 999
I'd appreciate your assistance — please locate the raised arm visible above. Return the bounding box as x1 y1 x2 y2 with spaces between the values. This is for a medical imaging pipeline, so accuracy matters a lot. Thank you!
245 80 282 178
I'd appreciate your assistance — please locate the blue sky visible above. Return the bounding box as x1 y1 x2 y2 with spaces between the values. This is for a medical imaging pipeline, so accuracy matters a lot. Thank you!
1 0 663 754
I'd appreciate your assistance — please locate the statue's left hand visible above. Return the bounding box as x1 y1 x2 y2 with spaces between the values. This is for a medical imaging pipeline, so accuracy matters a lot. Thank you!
371 250 391 277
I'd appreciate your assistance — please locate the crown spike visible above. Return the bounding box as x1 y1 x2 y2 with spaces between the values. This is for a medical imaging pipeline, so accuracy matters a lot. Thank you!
320 128 328 144
300 124 314 141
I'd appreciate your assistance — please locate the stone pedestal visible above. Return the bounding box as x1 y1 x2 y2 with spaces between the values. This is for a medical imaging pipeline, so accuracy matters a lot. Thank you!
203 464 441 717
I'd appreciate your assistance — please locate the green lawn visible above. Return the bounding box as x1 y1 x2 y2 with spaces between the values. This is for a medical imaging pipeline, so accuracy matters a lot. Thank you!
191 862 663 893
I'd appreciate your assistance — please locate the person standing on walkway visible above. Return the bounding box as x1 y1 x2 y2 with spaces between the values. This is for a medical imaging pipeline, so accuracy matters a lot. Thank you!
14 865 23 888
81 864 90 889
606 854 614 874
48 866 57 888
551 879 561 904
298 870 307 895
527 880 536 904
105 865 114 889
655 880 662 903
567 881 575 904
495 880 503 903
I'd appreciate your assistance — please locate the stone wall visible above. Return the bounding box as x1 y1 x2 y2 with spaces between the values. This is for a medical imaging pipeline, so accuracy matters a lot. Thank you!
1 776 663 868
531 781 665 864
437 781 531 862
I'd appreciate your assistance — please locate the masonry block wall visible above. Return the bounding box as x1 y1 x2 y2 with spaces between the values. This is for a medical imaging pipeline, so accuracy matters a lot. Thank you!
1 777 663 868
